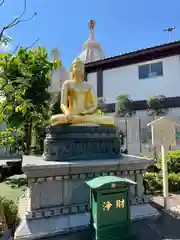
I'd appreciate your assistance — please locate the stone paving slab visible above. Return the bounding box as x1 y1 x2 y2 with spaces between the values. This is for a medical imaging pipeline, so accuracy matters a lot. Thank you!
152 194 180 218
44 210 180 240
15 204 159 239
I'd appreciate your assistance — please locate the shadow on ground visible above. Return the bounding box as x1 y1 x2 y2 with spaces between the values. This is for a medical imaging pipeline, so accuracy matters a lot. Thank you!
5 176 28 189
44 210 180 240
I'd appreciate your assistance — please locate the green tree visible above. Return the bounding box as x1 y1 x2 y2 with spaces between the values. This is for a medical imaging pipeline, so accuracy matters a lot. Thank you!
147 95 168 117
0 46 61 154
51 92 62 115
0 35 12 47
115 94 135 117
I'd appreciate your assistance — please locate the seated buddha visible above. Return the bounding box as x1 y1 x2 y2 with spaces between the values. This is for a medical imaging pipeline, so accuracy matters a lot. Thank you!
50 57 114 126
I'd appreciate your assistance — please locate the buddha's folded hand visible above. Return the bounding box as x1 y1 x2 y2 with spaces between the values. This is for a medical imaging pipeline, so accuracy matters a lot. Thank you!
66 112 73 121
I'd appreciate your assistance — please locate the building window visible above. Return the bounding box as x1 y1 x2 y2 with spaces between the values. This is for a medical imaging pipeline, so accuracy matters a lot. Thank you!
139 62 163 79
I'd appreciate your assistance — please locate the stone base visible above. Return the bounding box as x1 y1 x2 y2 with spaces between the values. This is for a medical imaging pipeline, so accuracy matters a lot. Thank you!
21 155 153 213
43 125 121 161
15 155 154 239
14 204 159 240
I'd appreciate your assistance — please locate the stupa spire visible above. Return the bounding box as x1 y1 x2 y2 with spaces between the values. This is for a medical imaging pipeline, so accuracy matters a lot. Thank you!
48 48 70 94
78 20 104 63
88 20 96 40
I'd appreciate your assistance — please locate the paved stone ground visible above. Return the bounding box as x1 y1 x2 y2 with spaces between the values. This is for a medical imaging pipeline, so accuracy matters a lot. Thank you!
152 194 180 218
44 210 180 240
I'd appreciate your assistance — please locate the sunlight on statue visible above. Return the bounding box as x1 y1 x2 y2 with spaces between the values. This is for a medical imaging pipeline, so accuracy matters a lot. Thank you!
50 57 114 126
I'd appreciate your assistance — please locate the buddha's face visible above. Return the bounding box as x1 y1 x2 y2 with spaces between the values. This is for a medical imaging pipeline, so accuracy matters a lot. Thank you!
71 62 84 82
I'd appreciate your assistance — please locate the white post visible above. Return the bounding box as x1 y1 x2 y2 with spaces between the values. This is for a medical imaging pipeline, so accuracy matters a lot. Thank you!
151 124 157 161
161 144 169 210
151 124 155 154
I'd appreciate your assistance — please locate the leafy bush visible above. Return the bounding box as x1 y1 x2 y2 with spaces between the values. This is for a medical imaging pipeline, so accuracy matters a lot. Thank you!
158 150 180 173
0 197 18 229
143 172 162 193
115 94 135 117
147 95 168 116
143 172 180 193
147 165 160 173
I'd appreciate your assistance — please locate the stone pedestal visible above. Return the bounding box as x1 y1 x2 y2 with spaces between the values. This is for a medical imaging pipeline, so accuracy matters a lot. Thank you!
43 125 121 161
14 155 160 240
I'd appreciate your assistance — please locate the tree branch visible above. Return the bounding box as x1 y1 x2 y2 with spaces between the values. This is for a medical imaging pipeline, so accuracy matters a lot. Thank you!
0 0 5 7
12 45 20 54
25 38 39 50
0 0 37 40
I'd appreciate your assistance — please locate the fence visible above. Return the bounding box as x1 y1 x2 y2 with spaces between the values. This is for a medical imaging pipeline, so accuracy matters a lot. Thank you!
1 117 180 157
115 116 180 156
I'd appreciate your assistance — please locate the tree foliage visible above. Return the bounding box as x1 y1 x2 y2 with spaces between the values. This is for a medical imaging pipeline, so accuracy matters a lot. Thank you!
147 95 168 117
50 92 62 115
0 46 61 154
115 94 135 117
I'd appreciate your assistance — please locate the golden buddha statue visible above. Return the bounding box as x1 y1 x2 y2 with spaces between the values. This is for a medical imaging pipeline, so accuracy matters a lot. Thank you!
50 57 115 126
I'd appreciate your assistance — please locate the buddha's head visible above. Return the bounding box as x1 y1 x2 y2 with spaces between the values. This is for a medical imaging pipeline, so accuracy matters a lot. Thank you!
70 58 84 82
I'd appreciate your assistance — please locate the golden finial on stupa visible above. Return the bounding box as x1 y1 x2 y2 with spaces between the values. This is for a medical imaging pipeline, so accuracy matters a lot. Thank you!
88 20 96 30
88 20 96 40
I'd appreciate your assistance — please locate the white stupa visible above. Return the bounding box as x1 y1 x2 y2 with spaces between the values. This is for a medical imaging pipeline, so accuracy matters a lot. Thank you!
48 48 70 94
78 20 104 63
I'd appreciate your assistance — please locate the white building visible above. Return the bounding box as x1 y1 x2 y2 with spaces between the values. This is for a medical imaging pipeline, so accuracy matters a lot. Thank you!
84 41 180 154
85 41 180 117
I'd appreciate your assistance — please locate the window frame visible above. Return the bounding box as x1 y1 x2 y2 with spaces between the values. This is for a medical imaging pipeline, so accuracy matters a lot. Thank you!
138 61 163 80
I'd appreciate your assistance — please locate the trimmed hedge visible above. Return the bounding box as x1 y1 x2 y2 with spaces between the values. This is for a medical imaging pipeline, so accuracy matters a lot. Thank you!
143 172 180 193
158 150 180 173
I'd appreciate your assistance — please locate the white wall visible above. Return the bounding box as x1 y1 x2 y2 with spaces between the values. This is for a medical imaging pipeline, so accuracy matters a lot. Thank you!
87 72 97 96
135 107 180 119
103 55 180 103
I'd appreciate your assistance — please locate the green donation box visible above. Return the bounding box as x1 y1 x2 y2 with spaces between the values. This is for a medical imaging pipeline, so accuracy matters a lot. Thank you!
85 176 136 240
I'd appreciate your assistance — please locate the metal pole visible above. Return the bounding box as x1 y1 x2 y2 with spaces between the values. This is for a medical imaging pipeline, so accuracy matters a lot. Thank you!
125 118 128 151
151 125 156 160
164 27 176 42
138 118 142 153
169 32 172 42
161 144 169 210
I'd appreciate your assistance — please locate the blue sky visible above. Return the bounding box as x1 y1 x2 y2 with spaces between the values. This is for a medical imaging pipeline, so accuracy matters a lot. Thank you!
1 0 180 68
